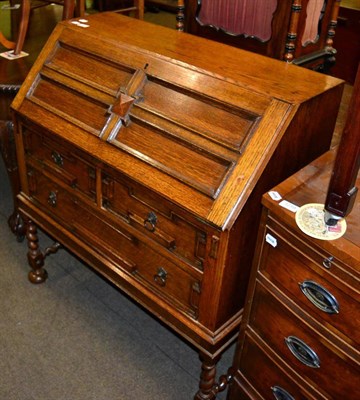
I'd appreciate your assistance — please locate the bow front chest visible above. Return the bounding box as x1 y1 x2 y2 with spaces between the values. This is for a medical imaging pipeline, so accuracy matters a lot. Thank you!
11 13 343 399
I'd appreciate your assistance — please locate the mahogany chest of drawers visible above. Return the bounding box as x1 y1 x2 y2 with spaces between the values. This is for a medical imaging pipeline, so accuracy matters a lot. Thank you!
228 149 360 399
11 13 343 399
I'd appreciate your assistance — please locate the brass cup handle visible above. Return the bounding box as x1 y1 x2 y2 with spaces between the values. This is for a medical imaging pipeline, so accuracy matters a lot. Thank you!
154 267 167 287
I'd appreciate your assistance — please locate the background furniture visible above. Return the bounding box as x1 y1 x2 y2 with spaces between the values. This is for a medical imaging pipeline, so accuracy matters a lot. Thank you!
331 0 360 84
1 2 69 239
0 0 80 56
0 0 31 55
182 0 341 71
11 13 343 400
227 66 359 399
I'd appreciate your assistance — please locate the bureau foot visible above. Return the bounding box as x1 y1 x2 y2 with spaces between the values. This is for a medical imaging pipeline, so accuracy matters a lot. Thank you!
194 353 220 400
194 354 235 400
0 120 24 241
26 220 48 284
8 211 26 242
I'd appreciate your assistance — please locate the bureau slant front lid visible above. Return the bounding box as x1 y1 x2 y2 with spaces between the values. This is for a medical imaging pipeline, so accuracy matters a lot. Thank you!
11 13 341 229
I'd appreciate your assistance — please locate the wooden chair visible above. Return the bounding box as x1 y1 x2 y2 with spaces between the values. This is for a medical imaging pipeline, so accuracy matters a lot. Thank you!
0 0 81 56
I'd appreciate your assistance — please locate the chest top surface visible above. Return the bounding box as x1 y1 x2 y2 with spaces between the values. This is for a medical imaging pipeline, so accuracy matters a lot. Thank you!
262 149 360 273
11 13 343 229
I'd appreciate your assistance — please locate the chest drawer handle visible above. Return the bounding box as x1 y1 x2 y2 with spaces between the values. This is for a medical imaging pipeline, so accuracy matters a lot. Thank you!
144 211 157 232
154 267 167 287
48 191 58 207
322 256 334 269
285 336 320 368
271 386 295 400
51 151 64 167
299 280 339 314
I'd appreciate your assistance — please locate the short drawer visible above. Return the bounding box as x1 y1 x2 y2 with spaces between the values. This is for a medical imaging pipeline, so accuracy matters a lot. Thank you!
101 169 209 270
23 124 96 199
234 333 319 400
266 215 358 286
259 226 360 347
27 168 202 319
249 282 360 400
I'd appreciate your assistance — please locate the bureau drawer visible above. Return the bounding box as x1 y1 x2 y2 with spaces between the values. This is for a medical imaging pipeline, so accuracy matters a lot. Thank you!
26 168 202 319
101 169 209 270
259 226 360 347
249 282 360 400
235 333 320 400
22 125 96 199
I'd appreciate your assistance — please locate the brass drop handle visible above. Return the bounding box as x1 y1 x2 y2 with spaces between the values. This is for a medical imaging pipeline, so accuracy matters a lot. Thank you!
144 211 157 232
47 191 57 207
285 336 320 368
51 151 64 167
271 386 295 400
154 267 167 287
299 280 339 314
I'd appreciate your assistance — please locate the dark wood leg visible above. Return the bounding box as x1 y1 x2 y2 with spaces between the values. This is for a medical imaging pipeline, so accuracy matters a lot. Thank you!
176 0 185 31
194 353 234 400
62 0 75 20
194 353 220 400
14 0 30 55
26 220 48 284
0 118 26 241
25 218 62 283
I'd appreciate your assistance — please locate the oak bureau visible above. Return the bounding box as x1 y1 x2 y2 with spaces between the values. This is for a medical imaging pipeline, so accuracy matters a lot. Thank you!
11 12 343 399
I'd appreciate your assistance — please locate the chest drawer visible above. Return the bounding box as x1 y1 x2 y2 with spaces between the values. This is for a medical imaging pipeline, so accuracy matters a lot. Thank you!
101 168 209 271
249 282 360 400
23 125 96 199
236 333 321 400
26 167 202 319
259 225 360 347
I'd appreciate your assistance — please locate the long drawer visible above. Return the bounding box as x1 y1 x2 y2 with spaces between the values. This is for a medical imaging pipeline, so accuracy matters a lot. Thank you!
26 165 203 319
235 333 323 400
249 281 360 399
23 124 211 272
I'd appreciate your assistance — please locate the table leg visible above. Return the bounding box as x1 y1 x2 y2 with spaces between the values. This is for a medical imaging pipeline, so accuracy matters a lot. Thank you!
194 352 234 399
0 119 26 241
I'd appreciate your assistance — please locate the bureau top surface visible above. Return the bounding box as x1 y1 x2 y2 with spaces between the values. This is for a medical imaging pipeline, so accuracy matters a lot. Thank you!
55 13 341 103
12 13 343 229
262 149 360 273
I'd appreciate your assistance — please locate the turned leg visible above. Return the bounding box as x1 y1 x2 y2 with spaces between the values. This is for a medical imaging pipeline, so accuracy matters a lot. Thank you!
25 219 62 283
194 353 235 400
26 220 48 284
0 105 26 241
194 353 220 400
